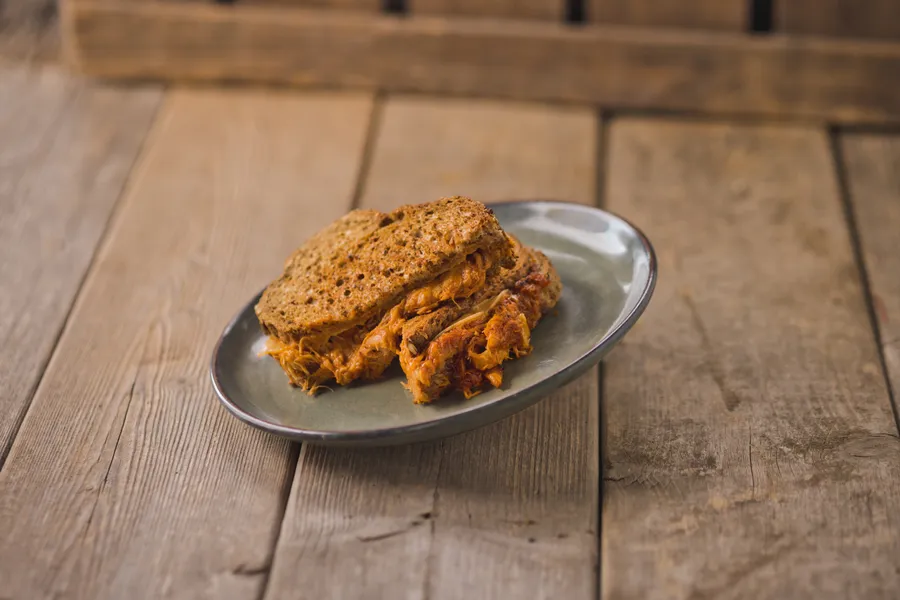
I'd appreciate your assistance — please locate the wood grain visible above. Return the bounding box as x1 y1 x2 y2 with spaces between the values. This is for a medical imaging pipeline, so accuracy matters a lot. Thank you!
412 0 562 21
778 0 900 40
589 0 745 30
601 119 900 599
841 133 900 419
265 97 598 600
63 1 900 124
0 65 160 464
0 89 373 599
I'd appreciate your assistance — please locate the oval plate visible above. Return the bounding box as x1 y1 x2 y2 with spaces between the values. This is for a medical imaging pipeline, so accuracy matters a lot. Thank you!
210 201 656 447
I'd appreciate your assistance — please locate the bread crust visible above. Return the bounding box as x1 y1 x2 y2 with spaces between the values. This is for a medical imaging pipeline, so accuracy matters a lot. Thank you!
255 196 514 341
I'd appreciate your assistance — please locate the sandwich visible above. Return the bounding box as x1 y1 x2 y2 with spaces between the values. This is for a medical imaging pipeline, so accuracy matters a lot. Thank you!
255 196 562 404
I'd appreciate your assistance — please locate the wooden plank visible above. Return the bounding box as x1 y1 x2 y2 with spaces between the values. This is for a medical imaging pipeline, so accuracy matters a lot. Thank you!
362 97 595 209
244 0 381 11
0 0 59 61
841 133 900 417
63 1 900 124
589 0 745 31
265 96 598 600
0 65 160 464
412 0 562 21
0 89 374 599
779 0 900 40
601 119 900 599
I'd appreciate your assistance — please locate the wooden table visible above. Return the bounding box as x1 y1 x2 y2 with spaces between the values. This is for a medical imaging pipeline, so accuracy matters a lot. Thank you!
2 7 900 599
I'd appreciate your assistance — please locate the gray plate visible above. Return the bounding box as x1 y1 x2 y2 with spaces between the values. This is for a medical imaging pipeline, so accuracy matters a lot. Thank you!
210 201 656 447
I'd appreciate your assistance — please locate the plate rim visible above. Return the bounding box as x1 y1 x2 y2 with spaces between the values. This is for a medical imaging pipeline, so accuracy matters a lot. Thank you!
209 199 657 445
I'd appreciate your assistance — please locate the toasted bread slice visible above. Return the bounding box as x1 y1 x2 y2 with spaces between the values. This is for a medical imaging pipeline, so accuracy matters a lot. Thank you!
255 196 514 343
282 209 384 274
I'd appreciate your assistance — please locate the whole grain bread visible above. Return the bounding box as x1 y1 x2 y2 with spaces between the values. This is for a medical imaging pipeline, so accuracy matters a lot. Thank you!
256 196 514 341
282 209 383 274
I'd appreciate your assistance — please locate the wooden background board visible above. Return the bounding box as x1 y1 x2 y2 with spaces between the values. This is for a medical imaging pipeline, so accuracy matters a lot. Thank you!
841 133 900 418
600 119 900 598
778 0 900 40
264 96 599 600
244 0 382 10
0 65 159 464
589 0 746 30
0 88 373 599
63 1 900 124
412 0 562 21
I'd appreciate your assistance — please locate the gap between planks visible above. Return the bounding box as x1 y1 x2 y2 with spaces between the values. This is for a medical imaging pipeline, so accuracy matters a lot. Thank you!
254 89 388 599
347 92 385 211
0 88 375 599
600 117 900 599
836 130 900 439
594 110 610 593
0 66 161 467
828 129 900 432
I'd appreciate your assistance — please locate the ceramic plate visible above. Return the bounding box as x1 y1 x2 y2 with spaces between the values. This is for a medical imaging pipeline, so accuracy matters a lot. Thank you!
210 200 656 447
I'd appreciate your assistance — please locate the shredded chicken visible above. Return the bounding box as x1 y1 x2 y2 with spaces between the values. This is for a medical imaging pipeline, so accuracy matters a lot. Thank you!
337 305 404 384
484 367 503 388
401 272 551 403
263 263 552 402
403 252 491 315
401 316 486 402
263 330 356 392
469 274 545 371
262 306 404 391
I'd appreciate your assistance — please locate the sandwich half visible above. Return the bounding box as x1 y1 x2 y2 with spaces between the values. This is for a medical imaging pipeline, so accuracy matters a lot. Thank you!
255 196 561 403
399 237 561 403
